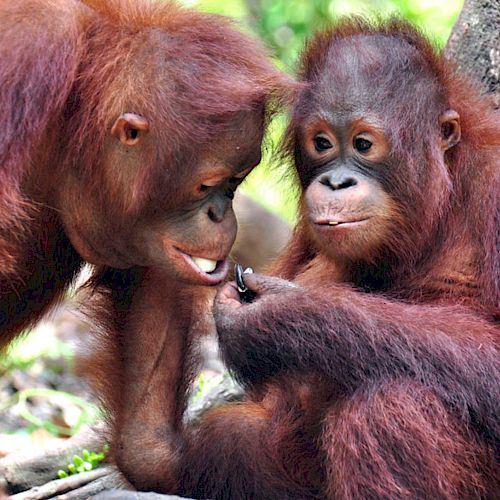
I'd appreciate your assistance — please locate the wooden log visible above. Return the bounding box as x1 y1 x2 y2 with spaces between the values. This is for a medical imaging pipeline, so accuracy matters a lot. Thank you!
10 467 109 500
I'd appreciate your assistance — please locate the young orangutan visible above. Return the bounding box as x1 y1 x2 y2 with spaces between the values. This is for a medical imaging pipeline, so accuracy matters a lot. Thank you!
108 18 499 499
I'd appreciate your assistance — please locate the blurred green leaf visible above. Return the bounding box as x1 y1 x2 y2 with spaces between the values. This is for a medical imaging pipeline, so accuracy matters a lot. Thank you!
1 325 74 372
0 388 100 437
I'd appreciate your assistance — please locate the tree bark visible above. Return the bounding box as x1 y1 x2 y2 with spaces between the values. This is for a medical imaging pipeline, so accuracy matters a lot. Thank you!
9 467 118 500
445 0 500 107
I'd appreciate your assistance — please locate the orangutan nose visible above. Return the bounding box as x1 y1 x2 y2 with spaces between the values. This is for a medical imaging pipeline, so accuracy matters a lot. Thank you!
320 172 358 191
207 198 230 223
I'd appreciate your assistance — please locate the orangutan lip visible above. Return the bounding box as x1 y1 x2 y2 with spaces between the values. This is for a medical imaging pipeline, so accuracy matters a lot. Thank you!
174 247 230 285
314 218 369 227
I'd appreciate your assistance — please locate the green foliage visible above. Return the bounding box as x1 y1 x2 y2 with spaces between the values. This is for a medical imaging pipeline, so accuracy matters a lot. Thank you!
0 388 99 437
240 114 299 223
193 0 247 17
57 445 108 479
0 330 98 438
1 327 74 373
191 0 463 69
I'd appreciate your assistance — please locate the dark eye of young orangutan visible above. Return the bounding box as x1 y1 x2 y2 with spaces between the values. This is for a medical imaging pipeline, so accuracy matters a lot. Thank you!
354 136 373 153
314 135 333 152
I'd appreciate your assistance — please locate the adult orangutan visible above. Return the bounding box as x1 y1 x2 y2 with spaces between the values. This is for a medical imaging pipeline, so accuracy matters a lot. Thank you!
0 0 291 486
105 19 499 499
0 0 288 347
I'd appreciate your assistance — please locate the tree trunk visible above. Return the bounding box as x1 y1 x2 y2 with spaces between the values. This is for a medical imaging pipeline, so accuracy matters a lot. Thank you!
445 0 500 107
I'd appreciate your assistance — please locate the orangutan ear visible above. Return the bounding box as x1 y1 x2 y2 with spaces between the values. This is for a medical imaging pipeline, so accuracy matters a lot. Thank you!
439 110 461 151
111 113 149 146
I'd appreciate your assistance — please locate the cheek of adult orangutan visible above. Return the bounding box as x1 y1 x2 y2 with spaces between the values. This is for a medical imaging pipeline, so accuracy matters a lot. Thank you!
57 178 131 269
304 171 393 261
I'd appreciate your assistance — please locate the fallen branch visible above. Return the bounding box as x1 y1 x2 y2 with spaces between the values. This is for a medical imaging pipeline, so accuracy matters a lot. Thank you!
54 467 132 500
10 467 109 500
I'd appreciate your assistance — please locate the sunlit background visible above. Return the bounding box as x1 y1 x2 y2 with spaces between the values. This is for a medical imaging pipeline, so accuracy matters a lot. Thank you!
188 0 463 66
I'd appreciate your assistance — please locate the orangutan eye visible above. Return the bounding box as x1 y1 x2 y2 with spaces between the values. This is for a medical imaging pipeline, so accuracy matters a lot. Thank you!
354 137 372 153
198 177 222 194
314 135 333 152
127 128 139 140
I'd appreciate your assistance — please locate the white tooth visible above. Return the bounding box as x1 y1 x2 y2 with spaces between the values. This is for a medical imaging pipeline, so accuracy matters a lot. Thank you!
328 221 339 225
192 257 217 273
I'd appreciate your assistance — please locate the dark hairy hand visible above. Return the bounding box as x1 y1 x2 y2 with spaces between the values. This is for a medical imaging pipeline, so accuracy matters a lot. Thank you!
213 274 301 385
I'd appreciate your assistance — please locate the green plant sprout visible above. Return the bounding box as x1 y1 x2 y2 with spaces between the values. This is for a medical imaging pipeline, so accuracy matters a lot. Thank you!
57 445 109 479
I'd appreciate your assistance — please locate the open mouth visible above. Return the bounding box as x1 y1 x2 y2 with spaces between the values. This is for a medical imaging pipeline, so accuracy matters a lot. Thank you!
174 247 230 285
